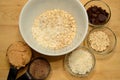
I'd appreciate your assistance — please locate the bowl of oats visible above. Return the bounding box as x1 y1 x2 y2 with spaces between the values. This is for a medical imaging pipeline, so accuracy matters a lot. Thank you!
19 0 88 56
86 27 117 55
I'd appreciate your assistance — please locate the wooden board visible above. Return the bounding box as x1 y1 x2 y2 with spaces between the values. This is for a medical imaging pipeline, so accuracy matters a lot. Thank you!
0 0 120 80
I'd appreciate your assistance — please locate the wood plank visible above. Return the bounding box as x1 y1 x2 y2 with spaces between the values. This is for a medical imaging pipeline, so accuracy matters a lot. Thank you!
0 0 120 80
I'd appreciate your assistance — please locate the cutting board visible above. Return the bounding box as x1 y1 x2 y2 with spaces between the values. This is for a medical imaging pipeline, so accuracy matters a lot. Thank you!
0 0 120 80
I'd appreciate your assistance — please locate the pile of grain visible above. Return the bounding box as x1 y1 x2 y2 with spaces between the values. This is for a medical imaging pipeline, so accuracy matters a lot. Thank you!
32 9 76 50
89 31 110 51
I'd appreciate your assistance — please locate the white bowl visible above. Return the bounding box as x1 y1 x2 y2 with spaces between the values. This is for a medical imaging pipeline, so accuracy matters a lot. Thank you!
19 0 88 56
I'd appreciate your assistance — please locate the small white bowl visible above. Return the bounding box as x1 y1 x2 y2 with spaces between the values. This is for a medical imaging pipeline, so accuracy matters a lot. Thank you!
19 0 88 56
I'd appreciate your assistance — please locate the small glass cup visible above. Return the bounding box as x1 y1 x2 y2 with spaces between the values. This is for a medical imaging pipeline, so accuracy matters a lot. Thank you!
86 27 117 55
64 46 96 77
84 0 111 27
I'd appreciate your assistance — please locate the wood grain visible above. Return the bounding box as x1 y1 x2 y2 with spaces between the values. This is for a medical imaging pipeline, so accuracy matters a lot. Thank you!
0 0 120 80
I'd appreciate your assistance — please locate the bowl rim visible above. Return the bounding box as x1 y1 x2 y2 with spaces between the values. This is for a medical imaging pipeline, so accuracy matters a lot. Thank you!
86 27 117 55
19 0 88 56
84 0 111 27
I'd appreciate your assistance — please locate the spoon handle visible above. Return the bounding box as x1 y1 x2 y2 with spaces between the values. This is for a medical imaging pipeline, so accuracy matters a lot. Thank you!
7 67 18 80
17 72 31 80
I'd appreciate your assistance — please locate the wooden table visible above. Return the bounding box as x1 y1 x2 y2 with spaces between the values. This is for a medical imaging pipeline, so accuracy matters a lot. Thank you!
0 0 120 80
